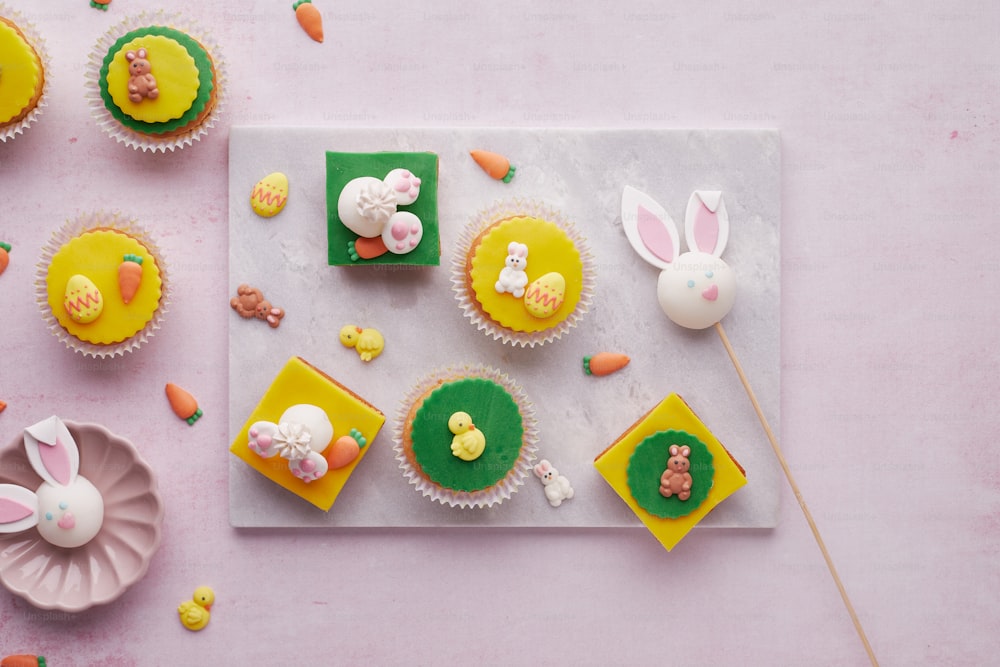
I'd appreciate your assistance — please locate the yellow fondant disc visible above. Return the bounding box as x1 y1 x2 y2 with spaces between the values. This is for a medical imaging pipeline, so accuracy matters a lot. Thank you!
469 217 583 333
46 230 163 345
105 35 199 123
0 19 42 124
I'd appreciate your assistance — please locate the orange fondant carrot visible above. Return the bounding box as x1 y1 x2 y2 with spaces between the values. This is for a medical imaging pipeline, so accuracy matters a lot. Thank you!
583 353 630 376
293 0 324 43
118 254 143 304
0 242 10 276
1 656 47 667
348 236 388 261
90 0 112 9
0 400 6 413
470 150 516 183
165 383 203 425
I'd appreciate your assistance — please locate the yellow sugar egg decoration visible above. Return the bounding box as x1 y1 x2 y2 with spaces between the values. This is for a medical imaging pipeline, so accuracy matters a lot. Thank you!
63 274 104 323
250 172 289 218
524 272 566 318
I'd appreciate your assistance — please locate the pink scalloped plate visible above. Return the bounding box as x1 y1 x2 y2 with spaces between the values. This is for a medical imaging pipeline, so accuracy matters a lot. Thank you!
0 421 164 612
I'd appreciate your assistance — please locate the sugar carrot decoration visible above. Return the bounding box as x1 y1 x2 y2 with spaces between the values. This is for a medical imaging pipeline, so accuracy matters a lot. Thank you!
293 0 324 43
165 383 203 425
0 242 10 276
118 254 143 304
1 656 47 667
90 0 112 10
470 150 516 183
0 400 7 413
583 353 630 376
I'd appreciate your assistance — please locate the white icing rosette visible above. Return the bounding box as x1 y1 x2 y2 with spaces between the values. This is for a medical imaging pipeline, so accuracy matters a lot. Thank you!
451 199 595 347
394 365 539 509
84 11 225 152
0 4 50 143
35 211 170 358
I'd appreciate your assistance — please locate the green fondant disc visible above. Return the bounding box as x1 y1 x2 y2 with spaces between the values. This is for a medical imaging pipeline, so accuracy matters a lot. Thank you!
627 430 714 518
98 26 214 135
410 378 524 492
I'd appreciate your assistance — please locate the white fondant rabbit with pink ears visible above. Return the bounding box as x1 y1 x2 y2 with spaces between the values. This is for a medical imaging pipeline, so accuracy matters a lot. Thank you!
533 459 574 507
621 187 736 330
495 241 529 297
0 416 105 549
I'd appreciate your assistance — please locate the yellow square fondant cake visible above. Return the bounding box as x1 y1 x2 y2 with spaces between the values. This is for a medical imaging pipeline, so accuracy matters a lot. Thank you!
230 357 385 511
594 393 746 551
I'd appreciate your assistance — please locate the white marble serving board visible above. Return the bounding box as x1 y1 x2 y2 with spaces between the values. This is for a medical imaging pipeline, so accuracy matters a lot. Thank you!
228 127 781 529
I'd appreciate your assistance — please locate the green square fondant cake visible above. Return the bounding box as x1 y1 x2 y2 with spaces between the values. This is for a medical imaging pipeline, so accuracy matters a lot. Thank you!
326 151 440 266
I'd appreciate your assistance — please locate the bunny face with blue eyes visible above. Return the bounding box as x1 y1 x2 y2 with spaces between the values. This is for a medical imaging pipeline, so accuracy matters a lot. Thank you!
621 186 736 330
0 416 105 549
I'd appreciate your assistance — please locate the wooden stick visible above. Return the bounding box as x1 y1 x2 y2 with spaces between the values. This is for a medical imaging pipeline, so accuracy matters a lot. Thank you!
714 321 879 666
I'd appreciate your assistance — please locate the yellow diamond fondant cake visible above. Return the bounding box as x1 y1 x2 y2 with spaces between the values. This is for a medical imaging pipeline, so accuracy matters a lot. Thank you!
594 393 746 551
230 357 386 511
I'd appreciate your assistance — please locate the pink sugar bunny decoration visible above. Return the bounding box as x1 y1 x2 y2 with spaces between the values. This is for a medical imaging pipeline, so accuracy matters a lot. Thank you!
658 444 693 501
126 48 159 103
0 416 105 549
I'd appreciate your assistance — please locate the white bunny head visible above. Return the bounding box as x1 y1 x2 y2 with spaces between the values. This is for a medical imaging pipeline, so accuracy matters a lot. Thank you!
505 242 528 271
621 186 736 330
0 416 105 549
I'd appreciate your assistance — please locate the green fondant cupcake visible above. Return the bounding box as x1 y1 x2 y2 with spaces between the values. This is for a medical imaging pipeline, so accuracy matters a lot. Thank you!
394 365 538 508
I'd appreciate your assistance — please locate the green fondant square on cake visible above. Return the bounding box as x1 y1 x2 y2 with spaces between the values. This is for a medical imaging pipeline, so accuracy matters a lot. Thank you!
326 151 440 266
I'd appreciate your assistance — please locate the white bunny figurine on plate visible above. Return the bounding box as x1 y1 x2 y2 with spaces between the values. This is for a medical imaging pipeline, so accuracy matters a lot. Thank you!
621 186 736 330
0 416 105 549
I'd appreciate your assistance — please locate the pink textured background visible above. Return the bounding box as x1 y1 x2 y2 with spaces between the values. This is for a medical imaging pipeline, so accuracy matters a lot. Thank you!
1 0 997 664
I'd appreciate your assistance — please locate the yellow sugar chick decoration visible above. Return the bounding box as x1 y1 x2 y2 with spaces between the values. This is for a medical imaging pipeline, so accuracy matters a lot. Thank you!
448 411 486 461
178 586 214 632
339 324 385 362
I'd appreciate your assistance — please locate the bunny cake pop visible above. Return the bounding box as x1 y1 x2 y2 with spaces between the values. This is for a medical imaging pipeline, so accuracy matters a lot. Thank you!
621 186 735 330
0 416 104 549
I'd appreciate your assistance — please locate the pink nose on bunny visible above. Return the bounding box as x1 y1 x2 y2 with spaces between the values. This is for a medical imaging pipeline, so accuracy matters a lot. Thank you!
702 284 719 301
58 512 76 530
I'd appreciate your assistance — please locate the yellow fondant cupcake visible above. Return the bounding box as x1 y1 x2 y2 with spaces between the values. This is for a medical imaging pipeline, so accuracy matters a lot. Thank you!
0 5 48 142
36 212 169 357
85 12 224 152
452 200 594 347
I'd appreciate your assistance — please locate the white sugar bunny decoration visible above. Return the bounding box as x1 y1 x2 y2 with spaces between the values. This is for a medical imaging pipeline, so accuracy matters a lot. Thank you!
495 241 529 297
621 186 735 330
533 459 574 507
0 416 105 549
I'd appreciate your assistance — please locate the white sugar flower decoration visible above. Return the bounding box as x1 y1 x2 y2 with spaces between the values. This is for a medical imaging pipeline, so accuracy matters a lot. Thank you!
274 422 313 461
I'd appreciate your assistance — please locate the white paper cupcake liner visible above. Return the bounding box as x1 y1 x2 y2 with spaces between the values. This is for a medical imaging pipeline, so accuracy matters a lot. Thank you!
393 364 539 509
451 199 595 347
84 11 225 152
0 4 50 142
35 211 170 358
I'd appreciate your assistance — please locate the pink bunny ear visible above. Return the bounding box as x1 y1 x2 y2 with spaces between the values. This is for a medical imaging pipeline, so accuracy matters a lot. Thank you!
0 484 39 534
125 50 137 62
680 446 691 457
23 416 79 487
621 186 679 269
669 445 680 456
533 460 552 477
684 191 730 257
137 48 147 59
